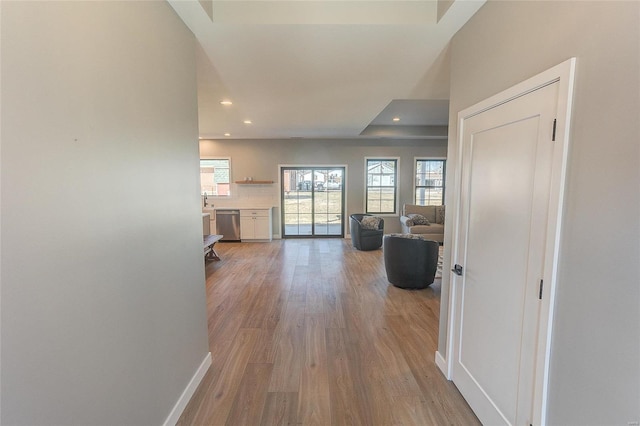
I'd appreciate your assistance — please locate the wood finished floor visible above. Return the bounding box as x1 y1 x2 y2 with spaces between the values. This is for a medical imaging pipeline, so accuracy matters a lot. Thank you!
177 238 479 426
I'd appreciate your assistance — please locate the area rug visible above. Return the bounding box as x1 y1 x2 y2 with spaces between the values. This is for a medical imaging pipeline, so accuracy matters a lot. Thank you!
435 246 444 279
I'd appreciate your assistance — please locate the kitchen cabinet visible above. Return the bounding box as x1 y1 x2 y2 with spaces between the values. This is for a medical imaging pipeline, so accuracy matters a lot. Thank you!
202 213 211 235
240 208 272 241
203 208 216 236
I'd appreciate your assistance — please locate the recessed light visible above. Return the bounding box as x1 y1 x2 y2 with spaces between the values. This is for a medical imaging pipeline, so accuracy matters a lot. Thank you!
243 120 252 124
224 133 231 137
392 117 400 122
220 100 233 106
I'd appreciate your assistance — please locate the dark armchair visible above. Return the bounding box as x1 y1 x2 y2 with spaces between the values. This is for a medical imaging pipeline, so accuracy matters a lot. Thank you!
350 214 384 251
383 234 439 289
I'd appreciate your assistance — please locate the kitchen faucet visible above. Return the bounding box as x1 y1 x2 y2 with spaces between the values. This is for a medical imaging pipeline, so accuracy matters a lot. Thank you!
203 192 208 207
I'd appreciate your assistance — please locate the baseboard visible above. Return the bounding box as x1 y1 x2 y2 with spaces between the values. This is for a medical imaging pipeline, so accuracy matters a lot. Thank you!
163 352 212 426
435 350 449 379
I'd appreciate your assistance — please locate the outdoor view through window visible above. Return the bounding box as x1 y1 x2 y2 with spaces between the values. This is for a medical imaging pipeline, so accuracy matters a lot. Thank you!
281 167 344 237
200 159 230 197
366 159 398 214
415 159 445 205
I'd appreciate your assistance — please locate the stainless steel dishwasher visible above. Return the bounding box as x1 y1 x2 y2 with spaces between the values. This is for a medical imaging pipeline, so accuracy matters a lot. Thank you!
215 209 241 241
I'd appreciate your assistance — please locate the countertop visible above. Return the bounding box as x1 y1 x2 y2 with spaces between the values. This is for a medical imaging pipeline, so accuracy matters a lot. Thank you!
203 206 274 212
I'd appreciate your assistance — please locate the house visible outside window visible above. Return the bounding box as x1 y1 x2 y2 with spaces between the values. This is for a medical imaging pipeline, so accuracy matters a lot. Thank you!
365 158 398 214
200 158 231 197
415 159 445 206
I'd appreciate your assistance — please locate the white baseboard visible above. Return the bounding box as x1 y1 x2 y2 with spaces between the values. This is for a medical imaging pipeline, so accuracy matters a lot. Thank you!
163 352 211 426
435 350 449 379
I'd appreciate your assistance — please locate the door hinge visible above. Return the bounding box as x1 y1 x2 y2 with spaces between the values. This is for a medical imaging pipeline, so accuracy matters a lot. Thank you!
539 279 544 300
552 119 557 141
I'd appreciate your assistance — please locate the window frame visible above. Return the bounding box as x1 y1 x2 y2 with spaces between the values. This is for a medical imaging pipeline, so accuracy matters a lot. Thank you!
364 157 400 215
413 157 446 206
200 157 232 197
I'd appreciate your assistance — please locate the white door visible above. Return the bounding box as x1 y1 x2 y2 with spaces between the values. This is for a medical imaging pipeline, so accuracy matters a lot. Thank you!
452 82 559 425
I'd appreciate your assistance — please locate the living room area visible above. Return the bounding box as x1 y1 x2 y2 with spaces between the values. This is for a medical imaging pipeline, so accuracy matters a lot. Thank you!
199 137 447 237
3 1 637 425
180 235 469 424
190 135 455 423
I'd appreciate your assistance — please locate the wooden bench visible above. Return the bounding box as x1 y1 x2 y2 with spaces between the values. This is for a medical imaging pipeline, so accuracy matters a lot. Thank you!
203 234 223 261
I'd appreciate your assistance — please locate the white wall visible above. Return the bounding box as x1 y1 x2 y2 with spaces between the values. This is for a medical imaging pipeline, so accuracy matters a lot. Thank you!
441 1 639 424
1 2 210 424
200 138 448 235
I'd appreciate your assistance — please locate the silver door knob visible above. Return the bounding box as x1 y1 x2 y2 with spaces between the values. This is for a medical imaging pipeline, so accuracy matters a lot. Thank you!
452 264 463 276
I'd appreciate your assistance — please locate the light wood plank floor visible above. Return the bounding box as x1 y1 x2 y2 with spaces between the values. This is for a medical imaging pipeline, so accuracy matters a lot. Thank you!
177 239 479 426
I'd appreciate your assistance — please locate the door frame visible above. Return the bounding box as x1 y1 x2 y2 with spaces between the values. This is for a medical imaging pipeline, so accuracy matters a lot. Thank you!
443 58 576 425
278 164 348 238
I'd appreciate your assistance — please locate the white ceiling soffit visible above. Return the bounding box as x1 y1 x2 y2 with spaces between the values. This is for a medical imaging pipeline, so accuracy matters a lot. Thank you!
168 0 486 139
207 1 439 25
361 99 449 138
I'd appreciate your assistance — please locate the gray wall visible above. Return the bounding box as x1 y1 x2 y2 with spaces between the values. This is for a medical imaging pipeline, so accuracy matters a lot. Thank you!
440 1 640 424
200 138 447 234
437 0 455 22
1 2 210 424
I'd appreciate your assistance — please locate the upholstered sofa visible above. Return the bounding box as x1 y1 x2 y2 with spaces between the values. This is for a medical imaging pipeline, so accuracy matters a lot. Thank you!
399 204 445 243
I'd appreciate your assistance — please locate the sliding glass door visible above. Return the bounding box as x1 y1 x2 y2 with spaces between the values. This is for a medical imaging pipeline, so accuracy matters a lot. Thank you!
281 167 345 237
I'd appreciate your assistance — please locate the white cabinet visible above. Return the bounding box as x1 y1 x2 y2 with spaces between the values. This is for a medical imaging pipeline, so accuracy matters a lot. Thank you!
203 208 216 236
240 209 272 241
202 213 211 235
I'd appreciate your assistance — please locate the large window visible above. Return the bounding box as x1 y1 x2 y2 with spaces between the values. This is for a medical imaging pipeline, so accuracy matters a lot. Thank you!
415 159 445 205
366 158 398 214
200 158 231 197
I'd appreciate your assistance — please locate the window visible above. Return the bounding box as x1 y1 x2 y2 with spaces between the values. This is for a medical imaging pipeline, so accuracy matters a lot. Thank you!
366 158 398 214
200 158 231 196
415 159 445 205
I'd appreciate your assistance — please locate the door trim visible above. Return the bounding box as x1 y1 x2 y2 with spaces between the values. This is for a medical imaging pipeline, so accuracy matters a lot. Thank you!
443 58 576 425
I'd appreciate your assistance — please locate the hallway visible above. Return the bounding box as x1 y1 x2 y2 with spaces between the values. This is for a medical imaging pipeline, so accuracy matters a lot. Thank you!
178 239 478 425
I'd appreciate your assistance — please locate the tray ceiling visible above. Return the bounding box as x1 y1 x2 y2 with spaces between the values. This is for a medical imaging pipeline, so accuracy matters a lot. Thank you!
169 0 486 139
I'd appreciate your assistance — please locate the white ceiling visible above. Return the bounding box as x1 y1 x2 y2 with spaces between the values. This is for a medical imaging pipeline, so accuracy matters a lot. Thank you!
168 0 486 139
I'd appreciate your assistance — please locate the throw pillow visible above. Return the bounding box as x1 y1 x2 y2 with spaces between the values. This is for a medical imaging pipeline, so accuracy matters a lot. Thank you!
436 205 446 225
387 233 426 240
407 213 430 226
360 216 382 230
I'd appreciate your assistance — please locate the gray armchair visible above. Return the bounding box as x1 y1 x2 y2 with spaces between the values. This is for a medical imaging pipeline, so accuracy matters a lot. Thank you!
383 234 439 289
350 214 384 251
